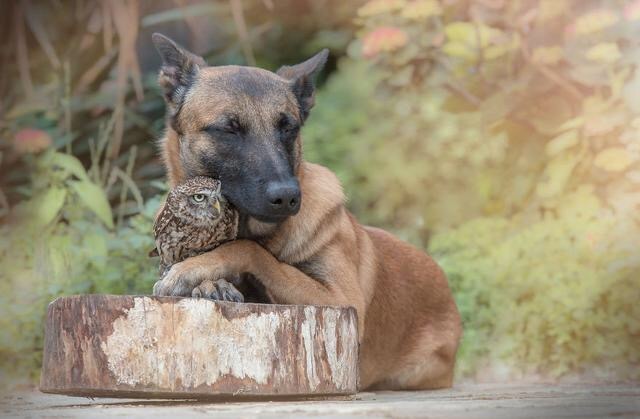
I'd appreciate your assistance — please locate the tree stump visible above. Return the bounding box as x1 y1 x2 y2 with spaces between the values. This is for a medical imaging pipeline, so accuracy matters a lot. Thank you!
40 295 359 400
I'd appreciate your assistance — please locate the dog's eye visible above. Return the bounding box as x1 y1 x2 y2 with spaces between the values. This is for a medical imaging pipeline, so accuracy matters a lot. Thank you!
192 194 206 203
278 115 299 135
202 118 244 137
224 118 243 135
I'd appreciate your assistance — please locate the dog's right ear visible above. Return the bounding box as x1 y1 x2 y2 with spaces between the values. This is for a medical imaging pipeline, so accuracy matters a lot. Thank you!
152 33 206 109
277 49 329 121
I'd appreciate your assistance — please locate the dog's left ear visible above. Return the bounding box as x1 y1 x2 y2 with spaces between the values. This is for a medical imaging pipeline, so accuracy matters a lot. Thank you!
152 33 206 110
277 49 329 121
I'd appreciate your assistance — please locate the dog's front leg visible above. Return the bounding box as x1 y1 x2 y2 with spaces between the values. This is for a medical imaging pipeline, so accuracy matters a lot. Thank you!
153 239 358 311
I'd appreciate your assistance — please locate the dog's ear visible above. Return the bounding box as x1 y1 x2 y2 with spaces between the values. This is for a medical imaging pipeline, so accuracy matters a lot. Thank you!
152 33 206 109
277 49 329 121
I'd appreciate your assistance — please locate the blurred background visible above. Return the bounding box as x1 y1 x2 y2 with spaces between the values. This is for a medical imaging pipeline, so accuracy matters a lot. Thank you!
1 0 639 389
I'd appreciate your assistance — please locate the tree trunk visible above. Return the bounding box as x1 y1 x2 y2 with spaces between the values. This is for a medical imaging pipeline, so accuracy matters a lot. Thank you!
40 295 359 400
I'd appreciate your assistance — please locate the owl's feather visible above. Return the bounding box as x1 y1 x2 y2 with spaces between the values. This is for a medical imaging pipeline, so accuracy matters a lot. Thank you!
151 177 238 277
153 199 176 240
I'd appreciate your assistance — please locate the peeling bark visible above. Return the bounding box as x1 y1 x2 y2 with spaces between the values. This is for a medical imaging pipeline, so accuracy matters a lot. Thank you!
40 295 358 399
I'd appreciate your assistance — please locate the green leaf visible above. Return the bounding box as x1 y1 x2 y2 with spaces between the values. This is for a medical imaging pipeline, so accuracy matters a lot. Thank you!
50 152 90 181
83 233 108 270
32 187 66 226
69 180 114 229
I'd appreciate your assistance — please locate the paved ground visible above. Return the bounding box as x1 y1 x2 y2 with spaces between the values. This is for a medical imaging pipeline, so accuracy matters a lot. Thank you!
1 383 638 418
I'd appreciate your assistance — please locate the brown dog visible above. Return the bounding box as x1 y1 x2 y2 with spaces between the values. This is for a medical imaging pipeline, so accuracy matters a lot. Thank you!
151 33 462 390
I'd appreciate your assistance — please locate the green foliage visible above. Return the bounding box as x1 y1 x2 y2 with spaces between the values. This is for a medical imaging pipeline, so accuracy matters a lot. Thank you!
304 0 640 378
430 187 640 379
0 0 360 387
0 151 160 385
2 0 639 385
306 60 519 247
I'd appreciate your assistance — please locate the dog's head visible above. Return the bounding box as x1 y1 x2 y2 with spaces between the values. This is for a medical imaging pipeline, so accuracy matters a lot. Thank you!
152 33 327 224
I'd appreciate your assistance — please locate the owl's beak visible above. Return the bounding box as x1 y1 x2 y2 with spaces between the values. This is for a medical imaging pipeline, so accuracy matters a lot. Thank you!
212 198 221 215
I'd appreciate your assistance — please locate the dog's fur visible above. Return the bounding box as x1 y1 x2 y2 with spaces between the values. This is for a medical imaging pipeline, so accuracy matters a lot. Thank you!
151 33 462 390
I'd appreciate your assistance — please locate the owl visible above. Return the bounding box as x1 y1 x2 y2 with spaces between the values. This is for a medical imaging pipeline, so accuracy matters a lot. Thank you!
151 176 241 300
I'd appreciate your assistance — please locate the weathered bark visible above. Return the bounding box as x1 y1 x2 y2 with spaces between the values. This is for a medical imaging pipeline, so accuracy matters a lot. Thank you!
40 295 358 399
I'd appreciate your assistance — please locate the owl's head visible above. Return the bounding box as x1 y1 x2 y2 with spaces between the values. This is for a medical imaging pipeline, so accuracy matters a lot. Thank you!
168 176 226 226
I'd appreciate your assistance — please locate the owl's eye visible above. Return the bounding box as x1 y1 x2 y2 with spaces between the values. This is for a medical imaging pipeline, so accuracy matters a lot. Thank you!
192 194 206 203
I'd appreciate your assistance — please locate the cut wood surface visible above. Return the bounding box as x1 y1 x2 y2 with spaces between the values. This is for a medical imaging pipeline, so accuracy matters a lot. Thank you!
8 384 640 418
40 295 359 400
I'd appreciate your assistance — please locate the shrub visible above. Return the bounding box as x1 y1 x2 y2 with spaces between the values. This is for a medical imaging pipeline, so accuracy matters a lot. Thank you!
304 0 640 378
0 149 160 386
430 187 640 379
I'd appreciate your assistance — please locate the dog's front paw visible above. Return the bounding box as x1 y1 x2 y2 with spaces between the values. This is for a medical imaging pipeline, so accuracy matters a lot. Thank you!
192 279 244 303
152 260 212 297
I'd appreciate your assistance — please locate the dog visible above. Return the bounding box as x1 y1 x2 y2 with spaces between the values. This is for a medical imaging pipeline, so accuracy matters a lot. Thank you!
150 33 462 390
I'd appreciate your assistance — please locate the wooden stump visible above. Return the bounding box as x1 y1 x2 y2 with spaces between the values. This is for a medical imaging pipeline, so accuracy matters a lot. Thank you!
40 295 359 400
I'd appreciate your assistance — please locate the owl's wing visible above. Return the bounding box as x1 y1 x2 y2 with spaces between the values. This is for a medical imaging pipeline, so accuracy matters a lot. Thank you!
225 208 239 240
153 201 175 241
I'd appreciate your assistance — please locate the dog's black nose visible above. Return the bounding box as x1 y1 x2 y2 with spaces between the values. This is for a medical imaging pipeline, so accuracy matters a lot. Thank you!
266 180 301 216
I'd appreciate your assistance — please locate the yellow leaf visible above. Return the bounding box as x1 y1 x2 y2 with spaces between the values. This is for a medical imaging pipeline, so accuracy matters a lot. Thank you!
445 22 476 43
444 22 513 61
485 45 508 60
594 147 633 172
536 154 579 199
401 0 441 20
573 10 619 35
585 42 621 64
445 22 502 47
556 116 585 132
532 46 563 65
538 0 568 21
584 112 626 137
442 41 475 60
546 130 579 156
358 0 405 17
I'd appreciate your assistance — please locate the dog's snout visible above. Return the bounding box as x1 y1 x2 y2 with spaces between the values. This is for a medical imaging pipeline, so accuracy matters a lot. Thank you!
266 180 301 215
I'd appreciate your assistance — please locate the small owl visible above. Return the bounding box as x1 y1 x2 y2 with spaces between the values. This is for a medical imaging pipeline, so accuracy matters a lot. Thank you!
151 176 238 280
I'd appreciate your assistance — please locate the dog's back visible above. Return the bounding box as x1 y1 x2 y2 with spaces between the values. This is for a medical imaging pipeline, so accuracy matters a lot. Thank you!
360 226 461 389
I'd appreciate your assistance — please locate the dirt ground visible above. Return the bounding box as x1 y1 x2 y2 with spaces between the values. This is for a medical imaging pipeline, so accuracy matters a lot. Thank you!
1 382 638 418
